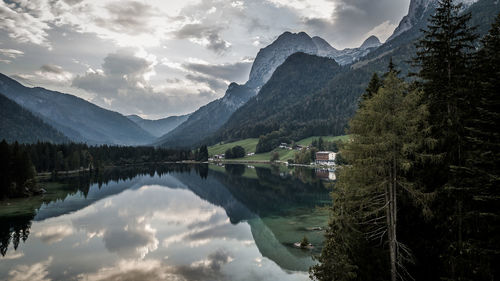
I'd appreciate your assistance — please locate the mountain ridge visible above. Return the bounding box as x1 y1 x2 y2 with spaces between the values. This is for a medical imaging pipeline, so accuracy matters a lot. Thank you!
156 31 380 148
0 93 70 144
0 73 155 145
127 114 190 138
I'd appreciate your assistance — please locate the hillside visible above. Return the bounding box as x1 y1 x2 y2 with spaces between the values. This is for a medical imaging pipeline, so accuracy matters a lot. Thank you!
210 0 500 151
127 114 190 138
156 32 380 148
0 74 154 145
208 135 349 162
212 52 342 143
0 93 69 144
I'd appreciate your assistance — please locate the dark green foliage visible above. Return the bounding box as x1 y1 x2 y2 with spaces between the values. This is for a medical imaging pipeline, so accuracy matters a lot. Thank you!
222 145 246 159
213 52 343 144
270 152 280 162
313 3 500 280
294 148 312 164
359 73 382 105
231 146 245 158
0 140 37 199
0 93 69 144
1 140 194 182
300 236 310 248
195 145 209 161
256 131 290 153
224 148 233 159
447 12 500 280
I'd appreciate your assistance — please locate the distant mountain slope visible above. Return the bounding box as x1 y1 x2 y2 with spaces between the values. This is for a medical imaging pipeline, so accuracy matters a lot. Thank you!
209 0 499 149
127 114 190 137
212 52 342 142
0 93 69 144
0 74 154 145
156 32 380 148
155 83 254 148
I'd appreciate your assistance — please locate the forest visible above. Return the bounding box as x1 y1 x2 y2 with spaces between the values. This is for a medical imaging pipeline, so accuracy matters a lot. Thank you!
0 140 208 199
311 2 499 280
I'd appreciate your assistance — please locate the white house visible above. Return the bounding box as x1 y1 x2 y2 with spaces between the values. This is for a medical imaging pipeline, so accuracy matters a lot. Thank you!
315 151 336 166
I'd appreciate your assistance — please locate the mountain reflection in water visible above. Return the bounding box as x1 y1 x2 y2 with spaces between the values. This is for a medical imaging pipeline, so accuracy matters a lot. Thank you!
0 164 332 281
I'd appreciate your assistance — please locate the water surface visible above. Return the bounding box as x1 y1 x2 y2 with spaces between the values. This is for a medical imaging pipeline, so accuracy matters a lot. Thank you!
0 164 332 281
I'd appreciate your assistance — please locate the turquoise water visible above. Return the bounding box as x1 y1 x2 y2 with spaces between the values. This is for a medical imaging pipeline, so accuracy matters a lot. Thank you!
0 164 332 281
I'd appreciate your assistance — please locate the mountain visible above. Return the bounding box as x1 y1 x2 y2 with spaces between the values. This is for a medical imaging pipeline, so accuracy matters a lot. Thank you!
154 83 254 148
0 74 154 145
127 114 190 138
156 32 380 148
387 0 479 42
247 32 381 87
387 0 436 42
360 36 382 49
208 0 499 150
212 52 342 143
0 93 69 144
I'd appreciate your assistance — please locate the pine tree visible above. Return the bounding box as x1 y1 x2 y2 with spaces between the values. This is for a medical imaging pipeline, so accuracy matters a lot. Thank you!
414 0 478 166
414 1 480 278
311 72 434 281
360 73 382 105
451 12 500 279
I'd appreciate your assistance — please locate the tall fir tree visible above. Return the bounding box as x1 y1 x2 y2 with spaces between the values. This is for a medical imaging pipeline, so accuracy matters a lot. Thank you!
360 73 382 105
451 12 500 280
414 1 479 278
311 71 434 281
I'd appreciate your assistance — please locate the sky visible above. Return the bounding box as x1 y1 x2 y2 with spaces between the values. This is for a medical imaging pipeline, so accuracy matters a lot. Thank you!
0 0 410 119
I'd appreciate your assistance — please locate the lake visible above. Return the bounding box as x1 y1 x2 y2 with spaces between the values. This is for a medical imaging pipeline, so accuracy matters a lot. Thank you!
0 164 333 281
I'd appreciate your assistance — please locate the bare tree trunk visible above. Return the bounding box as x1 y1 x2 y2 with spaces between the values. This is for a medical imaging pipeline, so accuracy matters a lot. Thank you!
386 168 397 281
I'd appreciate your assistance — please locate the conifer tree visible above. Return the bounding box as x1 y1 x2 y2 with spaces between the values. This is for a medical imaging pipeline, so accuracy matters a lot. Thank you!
414 1 479 277
450 12 500 279
414 0 477 166
360 73 382 105
311 71 434 281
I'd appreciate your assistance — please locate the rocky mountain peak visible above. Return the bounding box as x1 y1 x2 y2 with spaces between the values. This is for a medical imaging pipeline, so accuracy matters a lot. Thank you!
246 31 318 88
387 0 437 42
360 35 381 49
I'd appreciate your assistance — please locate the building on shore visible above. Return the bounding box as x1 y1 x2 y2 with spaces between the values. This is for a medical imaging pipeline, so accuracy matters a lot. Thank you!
315 151 336 166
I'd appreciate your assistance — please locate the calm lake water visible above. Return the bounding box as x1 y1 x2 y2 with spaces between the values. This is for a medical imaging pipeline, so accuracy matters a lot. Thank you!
0 164 333 281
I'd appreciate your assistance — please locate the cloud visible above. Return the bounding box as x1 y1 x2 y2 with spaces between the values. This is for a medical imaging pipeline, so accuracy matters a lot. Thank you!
0 48 24 63
36 64 74 82
35 224 74 244
94 1 157 36
0 1 52 48
175 24 231 54
71 49 219 118
185 74 228 92
183 60 253 83
303 0 409 47
76 251 231 281
8 256 53 281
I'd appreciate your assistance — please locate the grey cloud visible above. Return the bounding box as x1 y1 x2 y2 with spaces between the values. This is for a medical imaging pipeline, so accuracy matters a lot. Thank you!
185 74 227 92
72 50 217 118
0 48 24 59
95 1 156 35
175 250 232 281
176 24 231 54
62 0 84 5
40 64 65 74
304 0 409 47
77 250 231 281
184 61 253 83
0 1 51 48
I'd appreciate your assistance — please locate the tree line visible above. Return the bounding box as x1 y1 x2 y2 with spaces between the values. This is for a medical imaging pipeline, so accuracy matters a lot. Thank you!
311 2 499 281
0 140 207 199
